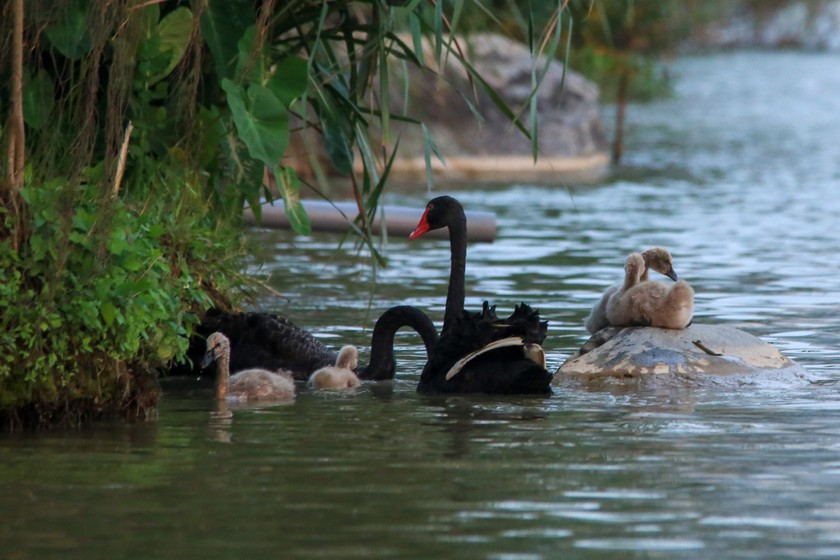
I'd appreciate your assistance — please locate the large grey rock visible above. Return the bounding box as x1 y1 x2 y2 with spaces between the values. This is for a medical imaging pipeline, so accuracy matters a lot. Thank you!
286 33 609 185
554 323 813 388
410 33 608 159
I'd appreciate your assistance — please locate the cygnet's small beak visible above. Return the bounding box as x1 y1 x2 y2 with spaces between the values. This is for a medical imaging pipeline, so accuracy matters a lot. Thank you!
666 269 679 281
201 348 217 369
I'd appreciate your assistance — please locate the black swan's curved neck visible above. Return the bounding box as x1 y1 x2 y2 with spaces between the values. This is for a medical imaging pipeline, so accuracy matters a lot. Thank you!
357 305 440 381
443 207 467 333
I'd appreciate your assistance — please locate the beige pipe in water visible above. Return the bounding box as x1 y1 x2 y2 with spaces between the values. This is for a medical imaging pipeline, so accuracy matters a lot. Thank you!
243 200 496 243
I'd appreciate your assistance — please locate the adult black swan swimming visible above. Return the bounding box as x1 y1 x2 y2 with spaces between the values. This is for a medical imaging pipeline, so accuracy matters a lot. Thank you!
409 196 552 395
172 305 438 382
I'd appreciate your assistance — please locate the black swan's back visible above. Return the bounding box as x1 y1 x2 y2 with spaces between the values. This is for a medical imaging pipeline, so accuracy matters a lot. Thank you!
418 302 552 395
173 309 337 380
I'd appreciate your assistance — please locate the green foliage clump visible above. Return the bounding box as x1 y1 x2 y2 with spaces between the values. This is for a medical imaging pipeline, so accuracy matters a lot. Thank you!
564 0 685 102
0 170 246 427
1 0 567 427
568 45 672 102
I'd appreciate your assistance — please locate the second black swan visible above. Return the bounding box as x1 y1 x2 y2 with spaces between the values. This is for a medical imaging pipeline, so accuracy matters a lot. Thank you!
409 196 552 395
177 305 439 382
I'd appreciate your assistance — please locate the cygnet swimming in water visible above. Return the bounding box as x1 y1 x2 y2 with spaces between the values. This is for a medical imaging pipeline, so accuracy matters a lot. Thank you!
605 252 694 330
585 247 679 333
308 345 361 390
202 332 296 402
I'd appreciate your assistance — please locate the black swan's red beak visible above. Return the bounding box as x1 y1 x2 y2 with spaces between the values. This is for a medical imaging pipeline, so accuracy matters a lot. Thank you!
409 207 431 240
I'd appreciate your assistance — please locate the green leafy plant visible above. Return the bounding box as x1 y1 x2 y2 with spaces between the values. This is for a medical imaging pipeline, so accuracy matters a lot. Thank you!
0 0 566 428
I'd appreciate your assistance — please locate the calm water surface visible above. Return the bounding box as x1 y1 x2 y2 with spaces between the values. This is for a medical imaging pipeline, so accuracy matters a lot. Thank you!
3 52 840 559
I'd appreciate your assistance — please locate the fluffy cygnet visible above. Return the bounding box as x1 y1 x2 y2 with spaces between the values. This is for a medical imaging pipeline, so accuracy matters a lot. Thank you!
585 247 679 333
308 345 362 390
605 253 694 329
203 332 296 402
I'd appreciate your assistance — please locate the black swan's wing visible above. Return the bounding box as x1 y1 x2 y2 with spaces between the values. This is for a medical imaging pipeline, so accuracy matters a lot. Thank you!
172 309 337 380
418 301 552 395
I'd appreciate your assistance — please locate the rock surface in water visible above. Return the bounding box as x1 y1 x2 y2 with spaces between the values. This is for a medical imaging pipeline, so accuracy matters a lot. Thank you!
554 323 812 387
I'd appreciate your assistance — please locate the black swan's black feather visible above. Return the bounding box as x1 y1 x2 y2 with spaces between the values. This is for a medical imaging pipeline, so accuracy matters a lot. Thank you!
185 309 337 381
418 301 551 394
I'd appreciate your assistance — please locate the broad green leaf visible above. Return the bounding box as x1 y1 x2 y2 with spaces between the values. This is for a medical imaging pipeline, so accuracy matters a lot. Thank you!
235 27 270 84
101 302 116 327
222 79 289 165
157 341 177 361
149 7 193 84
44 0 91 60
23 70 54 130
267 57 308 108
275 166 311 236
201 0 254 79
137 3 160 38
108 228 129 255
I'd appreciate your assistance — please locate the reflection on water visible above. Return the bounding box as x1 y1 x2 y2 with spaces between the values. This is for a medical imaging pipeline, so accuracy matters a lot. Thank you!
4 52 840 559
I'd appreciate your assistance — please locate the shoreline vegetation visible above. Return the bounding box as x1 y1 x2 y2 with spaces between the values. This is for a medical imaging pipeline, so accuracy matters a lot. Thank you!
0 1 569 430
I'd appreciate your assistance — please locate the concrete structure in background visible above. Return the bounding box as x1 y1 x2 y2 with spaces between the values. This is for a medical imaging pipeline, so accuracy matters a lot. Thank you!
244 200 497 242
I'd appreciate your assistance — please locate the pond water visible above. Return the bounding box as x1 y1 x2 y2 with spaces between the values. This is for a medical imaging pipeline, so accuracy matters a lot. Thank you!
3 51 840 559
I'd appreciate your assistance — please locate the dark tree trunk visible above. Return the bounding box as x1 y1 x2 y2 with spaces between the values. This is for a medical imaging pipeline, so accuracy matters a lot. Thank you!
612 68 630 165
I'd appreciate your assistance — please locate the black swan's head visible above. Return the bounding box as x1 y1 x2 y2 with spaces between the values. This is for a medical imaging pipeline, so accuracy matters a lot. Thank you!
409 196 464 239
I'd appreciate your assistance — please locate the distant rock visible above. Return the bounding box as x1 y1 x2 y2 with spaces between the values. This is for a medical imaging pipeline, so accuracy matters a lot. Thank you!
554 324 813 388
385 33 609 183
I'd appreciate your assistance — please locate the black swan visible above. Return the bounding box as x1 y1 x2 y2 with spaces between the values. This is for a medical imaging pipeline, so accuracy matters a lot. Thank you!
176 305 438 382
202 332 296 401
408 195 552 395
308 345 362 390
190 309 338 381
585 246 679 333
606 252 695 329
